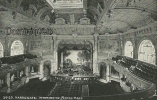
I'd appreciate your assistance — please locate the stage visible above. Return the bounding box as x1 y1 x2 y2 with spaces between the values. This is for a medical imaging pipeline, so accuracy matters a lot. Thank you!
50 73 98 84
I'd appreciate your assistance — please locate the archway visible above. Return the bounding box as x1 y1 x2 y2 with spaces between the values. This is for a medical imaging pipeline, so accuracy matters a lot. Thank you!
124 41 133 58
10 40 24 56
43 61 51 78
138 40 156 65
99 62 107 79
0 42 4 58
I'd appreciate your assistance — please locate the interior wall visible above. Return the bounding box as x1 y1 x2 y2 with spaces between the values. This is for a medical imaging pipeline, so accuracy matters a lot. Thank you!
28 35 53 56
0 35 28 56
122 22 157 65
97 34 121 63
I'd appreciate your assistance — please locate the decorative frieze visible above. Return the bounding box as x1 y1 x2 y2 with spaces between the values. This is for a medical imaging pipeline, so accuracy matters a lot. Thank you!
55 18 66 25
98 35 120 53
30 40 52 51
50 25 95 35
80 17 90 25
122 22 157 37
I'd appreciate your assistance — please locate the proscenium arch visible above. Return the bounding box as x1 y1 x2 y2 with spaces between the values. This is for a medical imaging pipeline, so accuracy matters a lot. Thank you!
124 41 133 58
56 40 94 51
10 40 24 56
56 40 94 69
0 42 4 58
138 39 156 65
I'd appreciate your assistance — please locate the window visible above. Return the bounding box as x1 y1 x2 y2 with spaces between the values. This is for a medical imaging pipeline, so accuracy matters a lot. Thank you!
124 41 133 58
10 40 24 56
138 40 156 65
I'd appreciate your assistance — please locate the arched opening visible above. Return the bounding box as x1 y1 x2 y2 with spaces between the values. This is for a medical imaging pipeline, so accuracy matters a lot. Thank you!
138 40 156 65
43 61 51 78
10 40 24 56
124 41 133 58
98 62 107 79
0 42 4 58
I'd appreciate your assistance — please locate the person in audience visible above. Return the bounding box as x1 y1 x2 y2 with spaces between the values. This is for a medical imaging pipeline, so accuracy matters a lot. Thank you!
130 65 135 71
25 76 29 84
11 74 15 83
20 74 27 85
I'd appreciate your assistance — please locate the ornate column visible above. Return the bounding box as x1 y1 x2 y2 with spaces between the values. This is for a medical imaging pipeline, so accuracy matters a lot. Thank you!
39 61 44 79
60 52 64 69
25 66 30 77
134 31 138 59
119 33 123 55
52 34 58 74
5 35 9 56
106 64 110 82
6 73 11 93
93 33 99 75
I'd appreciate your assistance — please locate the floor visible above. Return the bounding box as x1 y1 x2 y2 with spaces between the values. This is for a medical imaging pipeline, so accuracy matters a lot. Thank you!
0 78 56 97
88 81 124 96
0 78 156 100
49 82 83 97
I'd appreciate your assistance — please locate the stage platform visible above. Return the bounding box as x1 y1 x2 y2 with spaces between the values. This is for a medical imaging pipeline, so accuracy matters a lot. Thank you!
50 74 98 84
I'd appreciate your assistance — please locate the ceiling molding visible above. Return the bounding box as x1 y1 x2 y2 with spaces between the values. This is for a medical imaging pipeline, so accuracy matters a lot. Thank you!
115 6 157 16
104 19 137 28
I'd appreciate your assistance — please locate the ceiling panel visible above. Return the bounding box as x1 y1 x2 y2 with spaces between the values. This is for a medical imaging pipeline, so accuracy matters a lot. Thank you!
99 0 156 34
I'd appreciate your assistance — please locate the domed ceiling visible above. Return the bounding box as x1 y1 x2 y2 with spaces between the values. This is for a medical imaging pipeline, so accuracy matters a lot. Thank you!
0 0 156 34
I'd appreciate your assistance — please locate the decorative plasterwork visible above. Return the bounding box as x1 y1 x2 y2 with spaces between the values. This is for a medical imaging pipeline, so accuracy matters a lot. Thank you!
122 21 157 37
46 0 84 9
55 18 65 25
80 17 90 25
50 25 95 35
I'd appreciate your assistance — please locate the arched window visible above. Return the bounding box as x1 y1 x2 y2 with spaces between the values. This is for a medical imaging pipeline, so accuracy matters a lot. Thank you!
0 42 4 58
124 41 133 58
138 40 156 65
10 40 24 56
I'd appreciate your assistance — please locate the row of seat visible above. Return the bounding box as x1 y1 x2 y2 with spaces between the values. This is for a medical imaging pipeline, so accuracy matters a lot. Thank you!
137 61 157 75
49 82 82 97
51 75 98 84
0 54 37 66
112 55 157 82
130 68 157 82
88 81 124 96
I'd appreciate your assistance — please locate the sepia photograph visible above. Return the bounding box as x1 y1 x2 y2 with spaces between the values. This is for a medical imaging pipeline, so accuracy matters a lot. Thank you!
0 0 157 100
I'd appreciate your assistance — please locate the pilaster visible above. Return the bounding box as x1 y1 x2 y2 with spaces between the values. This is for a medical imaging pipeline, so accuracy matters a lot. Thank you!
93 33 99 75
6 73 11 93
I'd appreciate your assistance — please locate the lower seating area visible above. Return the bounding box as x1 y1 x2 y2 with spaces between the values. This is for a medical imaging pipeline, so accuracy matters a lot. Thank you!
129 68 157 83
112 55 157 83
88 81 124 96
49 82 82 97
112 55 157 100
0 78 56 98
49 81 124 98
0 75 156 100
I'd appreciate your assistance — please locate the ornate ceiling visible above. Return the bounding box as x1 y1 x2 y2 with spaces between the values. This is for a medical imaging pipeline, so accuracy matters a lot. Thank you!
0 0 157 34
98 0 157 34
